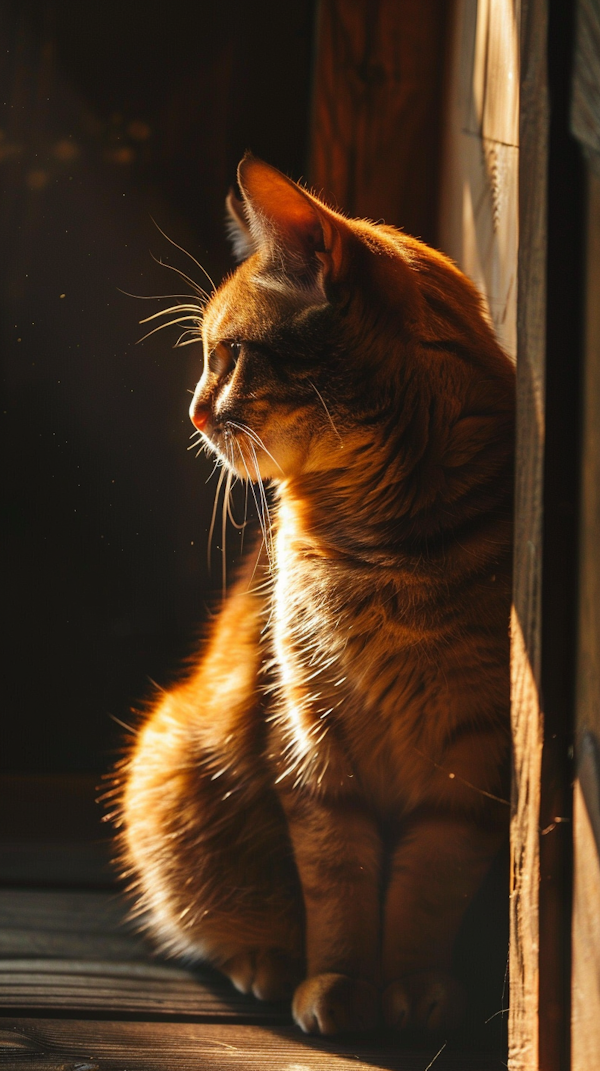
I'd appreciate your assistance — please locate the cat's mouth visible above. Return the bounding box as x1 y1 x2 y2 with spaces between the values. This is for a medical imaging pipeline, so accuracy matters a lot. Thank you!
189 407 270 481
190 388 291 481
221 420 278 481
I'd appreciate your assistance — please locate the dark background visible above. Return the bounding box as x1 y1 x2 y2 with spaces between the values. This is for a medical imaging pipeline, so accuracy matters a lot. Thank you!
1 0 316 776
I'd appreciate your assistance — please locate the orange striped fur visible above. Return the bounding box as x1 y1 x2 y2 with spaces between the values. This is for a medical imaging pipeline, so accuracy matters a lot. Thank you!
119 157 514 1034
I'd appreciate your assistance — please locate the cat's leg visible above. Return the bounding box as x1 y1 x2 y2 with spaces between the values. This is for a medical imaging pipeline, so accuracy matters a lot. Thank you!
279 792 382 1035
381 816 504 1030
120 582 304 1001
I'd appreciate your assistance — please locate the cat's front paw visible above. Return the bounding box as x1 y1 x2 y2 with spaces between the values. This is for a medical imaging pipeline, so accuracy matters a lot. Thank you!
383 970 466 1031
292 972 378 1035
222 949 303 1002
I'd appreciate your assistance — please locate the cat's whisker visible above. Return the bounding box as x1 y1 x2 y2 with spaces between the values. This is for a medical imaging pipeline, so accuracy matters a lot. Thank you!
225 486 247 531
246 438 274 562
227 420 284 475
207 464 227 573
136 316 202 345
150 253 209 300
236 439 273 570
118 288 199 301
205 458 221 482
176 336 203 348
234 440 270 586
240 472 250 554
150 216 217 293
241 429 284 475
221 465 234 597
308 379 343 447
139 303 204 324
175 330 201 348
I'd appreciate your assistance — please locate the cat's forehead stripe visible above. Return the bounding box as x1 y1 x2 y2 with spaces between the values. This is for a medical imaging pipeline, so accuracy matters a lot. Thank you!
203 299 233 346
203 272 322 351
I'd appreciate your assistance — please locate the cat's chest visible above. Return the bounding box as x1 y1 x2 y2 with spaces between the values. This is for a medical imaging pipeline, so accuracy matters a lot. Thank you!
271 535 361 701
271 542 426 800
269 509 469 811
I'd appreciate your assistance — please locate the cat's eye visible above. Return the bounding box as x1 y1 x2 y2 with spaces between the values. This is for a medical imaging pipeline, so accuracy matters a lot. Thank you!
208 340 242 377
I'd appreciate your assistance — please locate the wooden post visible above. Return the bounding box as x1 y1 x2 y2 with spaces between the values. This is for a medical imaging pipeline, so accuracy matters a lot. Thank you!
439 0 520 360
570 2 600 1066
311 3 590 1066
440 2 565 1068
510 5 548 1068
308 0 449 246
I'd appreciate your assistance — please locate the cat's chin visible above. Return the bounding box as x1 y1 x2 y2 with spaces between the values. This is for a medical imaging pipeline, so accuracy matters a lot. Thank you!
207 424 306 483
208 437 282 484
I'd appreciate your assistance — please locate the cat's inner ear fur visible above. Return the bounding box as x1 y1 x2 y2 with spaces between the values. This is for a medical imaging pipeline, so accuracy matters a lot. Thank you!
236 154 344 292
225 188 257 263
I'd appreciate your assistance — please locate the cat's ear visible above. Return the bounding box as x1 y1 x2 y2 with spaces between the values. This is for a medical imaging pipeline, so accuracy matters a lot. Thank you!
236 154 345 290
225 188 257 263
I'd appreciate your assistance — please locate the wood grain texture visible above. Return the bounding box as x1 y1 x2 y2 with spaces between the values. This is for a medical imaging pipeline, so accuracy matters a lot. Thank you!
440 4 547 1060
0 889 142 953
309 0 449 245
571 162 600 1069
0 890 289 1023
572 159 600 831
572 779 600 1069
0 887 508 1065
439 0 520 359
571 0 600 164
0 1019 509 1071
508 2 548 1069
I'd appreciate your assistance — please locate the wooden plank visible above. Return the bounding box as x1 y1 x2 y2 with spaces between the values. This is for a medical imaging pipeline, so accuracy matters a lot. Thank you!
536 3 588 1067
0 1019 509 1071
0 959 247 1018
440 5 548 1061
0 889 290 1022
572 773 600 1069
571 134 600 1068
0 960 292 1022
309 0 449 245
439 0 520 360
0 888 147 963
507 3 548 1070
571 0 600 159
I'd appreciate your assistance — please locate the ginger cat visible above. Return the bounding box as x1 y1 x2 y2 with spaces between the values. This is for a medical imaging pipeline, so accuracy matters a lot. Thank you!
119 156 514 1035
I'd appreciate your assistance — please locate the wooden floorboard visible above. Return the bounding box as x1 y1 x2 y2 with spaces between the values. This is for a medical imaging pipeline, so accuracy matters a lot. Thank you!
0 889 290 1023
0 1019 507 1070
0 883 506 1068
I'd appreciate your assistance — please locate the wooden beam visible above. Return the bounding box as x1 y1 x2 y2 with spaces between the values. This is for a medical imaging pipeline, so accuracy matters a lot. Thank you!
571 3 600 1065
508 3 548 1068
571 161 600 1070
439 0 520 360
308 0 449 246
537 1 586 1066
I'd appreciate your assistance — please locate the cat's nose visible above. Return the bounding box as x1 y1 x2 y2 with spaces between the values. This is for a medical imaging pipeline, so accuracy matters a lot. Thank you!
189 397 210 432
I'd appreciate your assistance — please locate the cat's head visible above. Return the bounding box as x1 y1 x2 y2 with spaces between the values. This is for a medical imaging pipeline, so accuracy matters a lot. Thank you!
189 155 418 481
189 155 511 487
